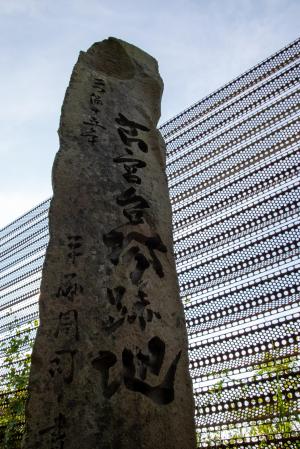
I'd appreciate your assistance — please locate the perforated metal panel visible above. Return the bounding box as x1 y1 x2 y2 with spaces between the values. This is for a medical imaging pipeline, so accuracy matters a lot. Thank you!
1 37 300 448
162 36 300 448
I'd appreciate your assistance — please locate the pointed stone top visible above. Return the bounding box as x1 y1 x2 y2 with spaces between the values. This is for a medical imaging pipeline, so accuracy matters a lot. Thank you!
83 37 162 84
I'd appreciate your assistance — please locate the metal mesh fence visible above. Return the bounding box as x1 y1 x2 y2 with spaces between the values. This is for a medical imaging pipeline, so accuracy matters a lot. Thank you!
1 37 300 448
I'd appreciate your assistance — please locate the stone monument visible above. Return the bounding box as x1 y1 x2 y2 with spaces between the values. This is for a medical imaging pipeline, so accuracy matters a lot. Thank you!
22 37 196 449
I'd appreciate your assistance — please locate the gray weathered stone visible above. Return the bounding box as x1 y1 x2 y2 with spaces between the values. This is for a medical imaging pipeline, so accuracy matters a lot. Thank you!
22 37 196 449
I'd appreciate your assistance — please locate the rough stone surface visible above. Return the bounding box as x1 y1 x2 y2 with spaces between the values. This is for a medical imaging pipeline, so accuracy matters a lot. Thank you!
22 37 196 449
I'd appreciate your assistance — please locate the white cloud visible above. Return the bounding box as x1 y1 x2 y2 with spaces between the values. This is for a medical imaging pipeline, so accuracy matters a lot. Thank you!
0 190 51 229
0 0 43 16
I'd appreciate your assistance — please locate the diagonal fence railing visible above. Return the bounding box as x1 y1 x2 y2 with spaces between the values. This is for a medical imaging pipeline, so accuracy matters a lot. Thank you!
1 37 300 448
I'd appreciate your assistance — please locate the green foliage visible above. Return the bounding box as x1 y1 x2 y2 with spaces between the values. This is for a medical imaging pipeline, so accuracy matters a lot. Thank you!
250 353 300 439
0 319 38 448
197 353 300 447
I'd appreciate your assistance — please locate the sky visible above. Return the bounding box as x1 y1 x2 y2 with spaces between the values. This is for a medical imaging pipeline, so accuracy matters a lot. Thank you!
0 0 299 229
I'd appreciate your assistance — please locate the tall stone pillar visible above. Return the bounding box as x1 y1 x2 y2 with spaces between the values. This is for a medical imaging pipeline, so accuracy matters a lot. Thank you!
23 38 196 449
